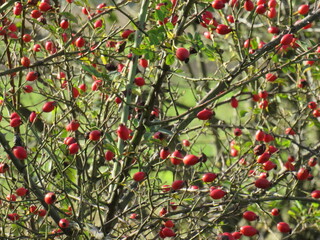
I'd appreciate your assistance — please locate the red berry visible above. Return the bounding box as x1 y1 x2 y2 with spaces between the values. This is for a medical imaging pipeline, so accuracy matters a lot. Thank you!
216 24 232 35
42 101 57 112
298 4 309 15
197 108 214 120
16 187 28 196
182 139 190 147
38 209 47 217
170 150 184 165
121 29 134 39
117 124 130 140
311 190 320 199
133 171 146 182
162 185 171 192
313 109 320 117
258 90 268 99
0 163 9 173
66 120 80 132
284 161 295 171
45 41 53 51
254 178 271 189
285 128 295 135
134 77 145 87
29 111 37 123
202 173 217 182
160 147 170 160
68 143 80 154
308 101 317 109
79 83 87 92
234 128 242 136
33 44 41 52
256 152 270 163
10 118 22 128
23 85 33 93
230 96 238 108
263 160 277 171
271 208 280 216
296 167 309 180
277 222 291 233
60 19 69 29
263 134 274 143
308 157 317 167
280 34 294 45
255 130 265 141
21 57 31 67
94 19 103 28
268 7 277 18
96 3 106 13
31 9 42 18
268 0 277 8
13 3 23 15
10 112 20 120
75 37 85 48
256 4 267 14
227 15 234 23
26 71 39 81
176 48 190 61
240 225 258 236
139 59 148 68
105 150 115 161
7 213 20 221
230 148 238 157
210 189 226 199
243 211 258 221
211 0 225 9
39 1 51 11
183 154 199 166
252 94 260 102
244 39 252 49
12 146 27 160
161 227 175 237
164 220 174 228
64 137 76 146
288 155 295 162
82 7 90 15
244 0 254 11
6 194 17 202
232 232 242 239
29 205 38 214
59 218 70 228
268 26 280 34
266 73 277 82
171 180 185 190
44 192 56 205
89 130 101 141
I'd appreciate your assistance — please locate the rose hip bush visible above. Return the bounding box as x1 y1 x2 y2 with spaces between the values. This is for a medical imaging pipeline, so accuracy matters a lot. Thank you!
0 0 320 239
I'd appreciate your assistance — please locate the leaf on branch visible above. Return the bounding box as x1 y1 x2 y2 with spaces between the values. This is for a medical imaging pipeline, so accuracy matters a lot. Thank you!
81 64 102 78
275 138 291 148
59 12 78 24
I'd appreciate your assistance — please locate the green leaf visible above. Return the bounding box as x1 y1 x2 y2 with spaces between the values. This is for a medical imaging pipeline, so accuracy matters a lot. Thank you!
81 64 102 78
60 12 78 24
158 128 173 135
276 138 291 148
165 22 174 30
271 54 279 63
239 110 248 117
148 33 160 45
165 54 175 65
104 132 116 145
154 9 165 21
131 47 148 56
288 210 296 217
